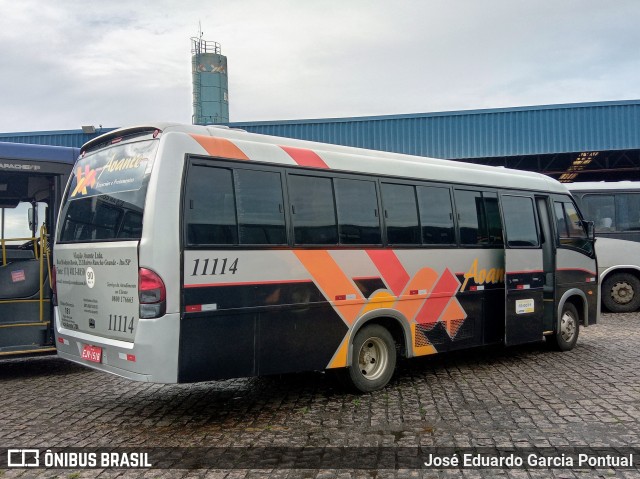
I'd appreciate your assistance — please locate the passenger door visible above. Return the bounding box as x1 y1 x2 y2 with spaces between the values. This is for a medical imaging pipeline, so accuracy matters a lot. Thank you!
502 194 546 345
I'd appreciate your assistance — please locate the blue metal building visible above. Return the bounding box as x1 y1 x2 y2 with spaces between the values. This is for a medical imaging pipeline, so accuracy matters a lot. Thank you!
1 99 639 181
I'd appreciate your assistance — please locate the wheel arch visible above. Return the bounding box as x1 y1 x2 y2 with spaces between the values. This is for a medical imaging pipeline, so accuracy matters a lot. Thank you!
600 265 640 283
557 289 588 327
348 309 412 366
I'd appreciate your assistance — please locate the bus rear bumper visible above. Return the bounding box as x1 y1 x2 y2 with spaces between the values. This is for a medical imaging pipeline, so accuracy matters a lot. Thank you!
54 308 180 383
57 349 153 382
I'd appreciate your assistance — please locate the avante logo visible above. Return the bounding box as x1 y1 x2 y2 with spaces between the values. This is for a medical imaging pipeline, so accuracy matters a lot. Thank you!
71 165 97 197
460 258 505 292
103 154 146 172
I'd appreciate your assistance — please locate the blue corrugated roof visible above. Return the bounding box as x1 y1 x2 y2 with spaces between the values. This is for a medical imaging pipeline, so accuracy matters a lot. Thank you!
0 100 639 159
228 100 640 159
0 128 117 149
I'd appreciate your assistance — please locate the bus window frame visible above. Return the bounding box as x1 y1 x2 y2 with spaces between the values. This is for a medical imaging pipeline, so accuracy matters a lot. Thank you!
499 193 541 249
552 194 594 257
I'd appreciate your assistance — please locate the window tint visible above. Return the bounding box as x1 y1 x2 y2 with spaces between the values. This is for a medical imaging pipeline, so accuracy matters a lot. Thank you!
289 175 338 245
235 169 286 245
554 201 568 237
554 200 592 254
454 190 503 246
185 166 238 245
455 190 482 245
483 192 503 246
416 186 455 244
616 193 640 232
502 196 539 247
59 196 140 242
381 183 420 244
57 139 156 243
334 178 381 244
119 211 143 239
583 194 615 232
93 203 122 239
565 202 587 238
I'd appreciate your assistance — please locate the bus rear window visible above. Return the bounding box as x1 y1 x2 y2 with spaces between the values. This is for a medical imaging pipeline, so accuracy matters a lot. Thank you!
57 140 157 243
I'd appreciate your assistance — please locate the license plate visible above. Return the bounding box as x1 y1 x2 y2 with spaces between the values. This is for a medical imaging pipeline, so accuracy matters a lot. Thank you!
81 344 102 363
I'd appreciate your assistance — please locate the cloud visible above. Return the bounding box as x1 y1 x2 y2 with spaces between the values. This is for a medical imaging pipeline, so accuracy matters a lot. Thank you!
0 0 639 132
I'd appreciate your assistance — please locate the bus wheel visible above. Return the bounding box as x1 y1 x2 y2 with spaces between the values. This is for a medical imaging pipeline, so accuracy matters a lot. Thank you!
341 324 396 393
602 273 640 313
547 302 580 351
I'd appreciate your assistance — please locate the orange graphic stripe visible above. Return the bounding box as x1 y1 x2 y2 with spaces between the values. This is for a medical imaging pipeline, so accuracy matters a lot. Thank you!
191 134 249 160
441 300 467 337
293 250 362 325
366 250 410 296
393 267 439 322
280 146 329 168
414 268 460 325
327 334 350 368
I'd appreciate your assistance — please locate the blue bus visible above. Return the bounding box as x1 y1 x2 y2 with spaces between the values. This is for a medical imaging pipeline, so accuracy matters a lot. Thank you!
0 141 78 358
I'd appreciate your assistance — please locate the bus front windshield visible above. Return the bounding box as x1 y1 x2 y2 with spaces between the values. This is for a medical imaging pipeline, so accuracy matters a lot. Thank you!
57 139 158 243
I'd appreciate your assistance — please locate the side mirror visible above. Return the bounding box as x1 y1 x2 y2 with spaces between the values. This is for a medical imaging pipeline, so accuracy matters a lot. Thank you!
28 207 36 231
583 220 595 241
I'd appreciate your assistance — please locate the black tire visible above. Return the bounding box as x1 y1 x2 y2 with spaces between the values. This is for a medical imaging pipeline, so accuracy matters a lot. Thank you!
336 324 397 393
547 302 580 351
602 272 640 313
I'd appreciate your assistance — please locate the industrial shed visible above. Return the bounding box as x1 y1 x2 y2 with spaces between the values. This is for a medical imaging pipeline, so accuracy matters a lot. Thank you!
2 99 640 182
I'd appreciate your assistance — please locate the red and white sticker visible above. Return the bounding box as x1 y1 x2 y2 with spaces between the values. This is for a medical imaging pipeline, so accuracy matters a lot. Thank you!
11 270 25 282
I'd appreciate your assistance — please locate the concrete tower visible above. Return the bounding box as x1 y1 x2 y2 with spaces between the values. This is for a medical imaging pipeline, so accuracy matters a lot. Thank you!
191 34 229 125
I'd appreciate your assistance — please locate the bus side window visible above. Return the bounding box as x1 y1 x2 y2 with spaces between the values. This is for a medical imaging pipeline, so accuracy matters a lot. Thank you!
454 190 502 246
554 200 592 254
455 190 483 245
185 165 238 246
289 174 338 245
483 192 503 246
381 183 420 245
235 169 286 245
416 186 455 245
554 202 568 238
502 196 539 247
583 194 615 232
334 178 381 245
616 193 640 232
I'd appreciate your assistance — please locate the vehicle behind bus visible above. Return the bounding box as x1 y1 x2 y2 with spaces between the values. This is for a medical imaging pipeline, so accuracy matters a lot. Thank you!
54 124 598 392
0 142 78 358
569 181 640 312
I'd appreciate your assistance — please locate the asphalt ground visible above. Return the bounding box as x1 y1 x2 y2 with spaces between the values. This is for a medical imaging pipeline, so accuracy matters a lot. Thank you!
1 312 640 478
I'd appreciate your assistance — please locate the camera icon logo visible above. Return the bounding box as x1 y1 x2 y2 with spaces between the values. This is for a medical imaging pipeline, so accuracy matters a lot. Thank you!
7 449 40 467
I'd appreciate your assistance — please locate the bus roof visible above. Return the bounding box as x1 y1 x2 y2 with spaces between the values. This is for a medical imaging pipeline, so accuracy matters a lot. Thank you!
0 141 79 164
84 123 569 194
566 181 640 191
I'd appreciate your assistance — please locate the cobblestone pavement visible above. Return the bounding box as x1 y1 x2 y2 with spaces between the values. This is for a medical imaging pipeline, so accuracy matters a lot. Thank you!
2 313 640 478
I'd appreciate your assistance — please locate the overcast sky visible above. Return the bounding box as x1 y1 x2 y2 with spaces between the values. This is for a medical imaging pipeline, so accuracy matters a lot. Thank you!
1 0 639 133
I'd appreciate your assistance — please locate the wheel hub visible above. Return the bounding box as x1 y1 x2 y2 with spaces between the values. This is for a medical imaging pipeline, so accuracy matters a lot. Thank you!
611 282 634 304
560 312 576 343
358 337 388 381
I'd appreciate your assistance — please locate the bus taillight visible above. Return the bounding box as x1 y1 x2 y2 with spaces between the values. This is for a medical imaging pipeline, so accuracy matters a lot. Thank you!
139 268 166 319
